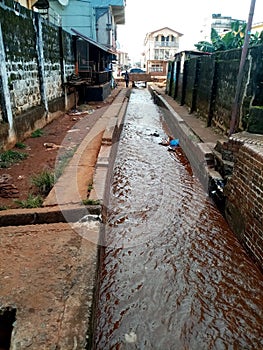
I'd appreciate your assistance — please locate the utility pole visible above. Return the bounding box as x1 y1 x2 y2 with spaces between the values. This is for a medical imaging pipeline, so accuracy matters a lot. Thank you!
229 0 256 136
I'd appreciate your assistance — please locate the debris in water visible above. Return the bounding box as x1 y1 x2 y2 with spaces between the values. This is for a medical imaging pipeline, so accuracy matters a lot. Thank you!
169 139 179 147
124 331 137 343
150 131 160 137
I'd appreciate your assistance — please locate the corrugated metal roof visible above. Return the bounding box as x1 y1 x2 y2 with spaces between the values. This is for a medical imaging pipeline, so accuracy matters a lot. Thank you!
71 28 116 55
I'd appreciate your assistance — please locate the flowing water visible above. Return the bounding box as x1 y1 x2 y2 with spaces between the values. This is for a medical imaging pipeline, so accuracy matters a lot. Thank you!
93 88 263 350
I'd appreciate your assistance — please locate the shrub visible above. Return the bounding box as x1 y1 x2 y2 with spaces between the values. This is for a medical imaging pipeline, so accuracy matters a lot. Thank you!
15 142 26 149
82 199 101 205
0 150 28 168
31 129 44 138
15 194 43 208
31 170 55 195
0 206 8 211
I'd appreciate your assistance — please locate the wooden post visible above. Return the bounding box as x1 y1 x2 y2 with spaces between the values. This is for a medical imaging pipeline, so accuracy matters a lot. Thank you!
0 24 13 128
229 0 256 136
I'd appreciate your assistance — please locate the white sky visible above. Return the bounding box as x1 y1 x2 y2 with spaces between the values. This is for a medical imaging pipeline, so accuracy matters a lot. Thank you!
117 0 263 62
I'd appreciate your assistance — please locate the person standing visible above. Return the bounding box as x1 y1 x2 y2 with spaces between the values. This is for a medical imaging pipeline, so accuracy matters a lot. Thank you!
124 70 129 87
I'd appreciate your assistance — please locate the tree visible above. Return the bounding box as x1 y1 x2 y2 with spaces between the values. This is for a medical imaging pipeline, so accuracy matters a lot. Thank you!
195 21 262 53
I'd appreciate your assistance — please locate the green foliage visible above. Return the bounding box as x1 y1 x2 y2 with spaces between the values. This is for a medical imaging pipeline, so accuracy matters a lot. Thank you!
31 129 44 138
31 170 55 196
195 21 263 53
14 194 43 208
194 41 214 53
82 199 101 205
0 205 8 211
87 183 93 192
250 30 263 45
15 142 26 149
0 150 28 168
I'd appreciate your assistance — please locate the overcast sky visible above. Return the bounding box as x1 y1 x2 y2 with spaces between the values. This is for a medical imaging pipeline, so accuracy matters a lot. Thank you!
117 0 263 62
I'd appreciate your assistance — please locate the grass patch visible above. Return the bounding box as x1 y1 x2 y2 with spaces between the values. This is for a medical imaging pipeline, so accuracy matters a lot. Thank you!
31 129 44 138
0 150 28 168
31 170 55 196
82 199 101 205
15 142 26 149
14 194 43 208
0 205 8 211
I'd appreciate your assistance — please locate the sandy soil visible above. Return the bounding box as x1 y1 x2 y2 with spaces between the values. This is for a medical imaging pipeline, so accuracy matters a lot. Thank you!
0 87 121 209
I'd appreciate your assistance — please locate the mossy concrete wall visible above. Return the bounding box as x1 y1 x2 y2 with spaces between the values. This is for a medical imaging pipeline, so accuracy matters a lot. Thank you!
195 55 215 122
0 0 75 150
167 46 263 135
184 58 198 111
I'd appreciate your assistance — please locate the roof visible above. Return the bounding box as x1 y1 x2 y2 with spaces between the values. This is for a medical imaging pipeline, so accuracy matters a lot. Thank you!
147 27 183 37
71 29 116 55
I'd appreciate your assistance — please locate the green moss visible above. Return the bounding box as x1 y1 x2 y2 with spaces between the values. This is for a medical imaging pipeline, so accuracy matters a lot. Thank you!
82 199 101 206
247 107 263 134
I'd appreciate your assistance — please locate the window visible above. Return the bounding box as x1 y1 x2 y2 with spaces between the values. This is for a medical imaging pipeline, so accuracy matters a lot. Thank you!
165 50 170 59
150 64 163 72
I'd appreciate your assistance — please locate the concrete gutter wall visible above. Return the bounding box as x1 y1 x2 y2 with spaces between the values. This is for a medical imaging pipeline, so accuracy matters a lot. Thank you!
149 86 219 193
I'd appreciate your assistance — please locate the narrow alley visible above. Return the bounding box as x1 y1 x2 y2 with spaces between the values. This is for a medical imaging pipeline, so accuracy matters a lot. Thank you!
93 88 263 349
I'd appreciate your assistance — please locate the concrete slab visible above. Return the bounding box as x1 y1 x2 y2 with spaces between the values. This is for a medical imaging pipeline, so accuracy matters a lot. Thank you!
44 88 129 207
0 222 99 349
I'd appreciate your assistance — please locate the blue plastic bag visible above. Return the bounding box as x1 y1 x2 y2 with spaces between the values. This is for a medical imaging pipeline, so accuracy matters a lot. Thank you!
169 139 179 147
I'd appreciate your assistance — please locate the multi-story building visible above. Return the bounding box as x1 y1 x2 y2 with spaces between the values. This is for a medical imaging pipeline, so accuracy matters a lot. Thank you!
200 13 246 41
211 13 246 35
143 27 183 78
48 0 126 91
14 0 126 86
48 0 125 50
251 22 263 34
115 50 130 76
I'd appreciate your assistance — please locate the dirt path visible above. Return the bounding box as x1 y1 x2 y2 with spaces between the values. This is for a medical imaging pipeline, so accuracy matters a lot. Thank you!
0 86 122 209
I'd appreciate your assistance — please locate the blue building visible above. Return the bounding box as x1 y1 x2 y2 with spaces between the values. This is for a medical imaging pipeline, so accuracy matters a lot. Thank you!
49 0 125 50
47 0 126 100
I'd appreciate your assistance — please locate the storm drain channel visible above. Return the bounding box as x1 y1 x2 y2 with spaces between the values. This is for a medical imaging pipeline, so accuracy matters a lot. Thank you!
92 88 263 349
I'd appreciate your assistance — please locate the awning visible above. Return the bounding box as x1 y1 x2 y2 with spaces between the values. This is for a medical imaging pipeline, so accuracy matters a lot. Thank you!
71 28 116 55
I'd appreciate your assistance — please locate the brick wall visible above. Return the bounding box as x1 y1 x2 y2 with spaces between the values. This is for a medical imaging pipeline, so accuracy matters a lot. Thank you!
224 144 263 268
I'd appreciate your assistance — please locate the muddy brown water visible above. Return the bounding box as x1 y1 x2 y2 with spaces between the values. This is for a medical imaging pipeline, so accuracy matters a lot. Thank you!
93 89 263 349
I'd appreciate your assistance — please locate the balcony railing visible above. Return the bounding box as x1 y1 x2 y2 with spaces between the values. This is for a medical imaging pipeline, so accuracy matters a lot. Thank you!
154 41 179 48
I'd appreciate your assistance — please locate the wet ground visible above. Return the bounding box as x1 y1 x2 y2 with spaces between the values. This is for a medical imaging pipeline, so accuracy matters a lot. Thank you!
93 89 263 349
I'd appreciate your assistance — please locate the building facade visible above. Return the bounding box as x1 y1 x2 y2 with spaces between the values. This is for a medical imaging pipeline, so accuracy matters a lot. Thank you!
48 0 126 90
211 13 246 35
200 13 246 42
143 27 183 78
251 22 263 34
48 0 125 49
